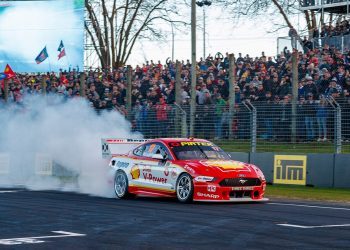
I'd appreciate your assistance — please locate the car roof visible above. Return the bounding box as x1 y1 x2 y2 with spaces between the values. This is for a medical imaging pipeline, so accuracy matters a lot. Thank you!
147 138 211 144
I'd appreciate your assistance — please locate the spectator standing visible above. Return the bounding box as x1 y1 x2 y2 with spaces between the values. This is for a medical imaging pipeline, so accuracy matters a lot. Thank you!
304 93 316 141
303 76 318 98
214 93 226 139
316 97 328 141
155 98 170 137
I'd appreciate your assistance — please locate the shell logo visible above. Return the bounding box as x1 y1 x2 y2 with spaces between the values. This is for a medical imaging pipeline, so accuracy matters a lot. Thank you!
130 165 140 179
201 160 246 171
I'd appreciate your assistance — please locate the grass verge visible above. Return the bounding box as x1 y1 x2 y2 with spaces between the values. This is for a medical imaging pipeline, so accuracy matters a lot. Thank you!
265 184 350 203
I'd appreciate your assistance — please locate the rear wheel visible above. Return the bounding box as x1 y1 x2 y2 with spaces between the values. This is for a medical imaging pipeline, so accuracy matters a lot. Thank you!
114 171 133 199
176 173 194 203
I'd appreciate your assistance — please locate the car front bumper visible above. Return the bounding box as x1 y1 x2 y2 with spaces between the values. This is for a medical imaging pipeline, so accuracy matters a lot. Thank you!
193 182 267 202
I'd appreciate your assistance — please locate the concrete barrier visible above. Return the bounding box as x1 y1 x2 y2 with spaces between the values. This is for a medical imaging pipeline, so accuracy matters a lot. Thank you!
229 152 350 188
334 154 350 188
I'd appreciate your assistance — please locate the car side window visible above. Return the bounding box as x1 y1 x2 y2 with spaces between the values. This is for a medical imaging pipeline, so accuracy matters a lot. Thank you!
134 143 172 160
153 143 172 160
143 143 157 158
133 145 145 156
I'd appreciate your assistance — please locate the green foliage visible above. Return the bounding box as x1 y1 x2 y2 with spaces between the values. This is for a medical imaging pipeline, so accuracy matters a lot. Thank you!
266 184 350 202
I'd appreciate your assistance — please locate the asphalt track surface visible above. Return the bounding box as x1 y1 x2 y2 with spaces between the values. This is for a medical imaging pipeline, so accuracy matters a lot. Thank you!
1 189 350 249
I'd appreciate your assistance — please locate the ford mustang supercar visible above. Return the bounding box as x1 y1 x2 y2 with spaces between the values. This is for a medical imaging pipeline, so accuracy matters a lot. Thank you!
102 138 268 203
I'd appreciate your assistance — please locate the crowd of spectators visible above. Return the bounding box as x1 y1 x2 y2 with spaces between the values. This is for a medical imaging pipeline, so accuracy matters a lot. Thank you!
1 42 350 141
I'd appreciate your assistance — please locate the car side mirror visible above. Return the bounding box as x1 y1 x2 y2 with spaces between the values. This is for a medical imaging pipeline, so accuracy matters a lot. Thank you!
152 154 165 160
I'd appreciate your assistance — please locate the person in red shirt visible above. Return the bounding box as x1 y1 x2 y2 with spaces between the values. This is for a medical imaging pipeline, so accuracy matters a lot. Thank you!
156 97 171 137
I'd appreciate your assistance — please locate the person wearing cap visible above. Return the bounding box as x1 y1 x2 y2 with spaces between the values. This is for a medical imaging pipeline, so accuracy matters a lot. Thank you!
325 78 342 96
236 61 245 79
303 75 318 98
198 76 204 86
318 70 332 95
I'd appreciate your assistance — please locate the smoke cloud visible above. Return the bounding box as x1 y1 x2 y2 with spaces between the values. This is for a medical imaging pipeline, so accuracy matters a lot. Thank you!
0 96 139 197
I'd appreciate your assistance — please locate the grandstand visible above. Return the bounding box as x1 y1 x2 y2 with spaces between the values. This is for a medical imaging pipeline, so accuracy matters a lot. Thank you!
300 0 350 14
1 1 350 154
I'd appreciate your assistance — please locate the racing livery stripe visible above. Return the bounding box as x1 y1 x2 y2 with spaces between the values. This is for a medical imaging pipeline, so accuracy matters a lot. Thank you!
129 184 176 193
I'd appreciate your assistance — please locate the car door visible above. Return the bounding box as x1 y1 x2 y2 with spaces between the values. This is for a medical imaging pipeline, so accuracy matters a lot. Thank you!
147 143 176 192
130 143 167 192
132 142 175 192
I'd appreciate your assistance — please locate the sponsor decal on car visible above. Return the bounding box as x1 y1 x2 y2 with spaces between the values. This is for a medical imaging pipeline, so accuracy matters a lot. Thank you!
164 166 169 176
232 186 254 191
131 165 140 179
115 161 129 168
171 169 177 180
184 165 195 174
200 160 248 171
207 185 216 192
143 173 167 184
142 166 152 173
196 192 219 199
168 142 213 147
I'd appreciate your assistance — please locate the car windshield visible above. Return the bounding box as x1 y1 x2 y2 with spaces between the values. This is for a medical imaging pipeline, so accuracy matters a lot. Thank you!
168 141 230 160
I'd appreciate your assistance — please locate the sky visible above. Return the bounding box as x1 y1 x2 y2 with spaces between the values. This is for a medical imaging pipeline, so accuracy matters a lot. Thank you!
0 1 305 70
126 5 304 66
0 0 84 72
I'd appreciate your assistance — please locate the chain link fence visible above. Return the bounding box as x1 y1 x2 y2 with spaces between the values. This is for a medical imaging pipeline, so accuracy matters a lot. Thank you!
129 98 350 153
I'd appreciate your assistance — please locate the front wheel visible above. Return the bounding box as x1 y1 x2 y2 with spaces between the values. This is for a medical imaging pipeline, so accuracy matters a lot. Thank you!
114 171 133 199
176 173 194 203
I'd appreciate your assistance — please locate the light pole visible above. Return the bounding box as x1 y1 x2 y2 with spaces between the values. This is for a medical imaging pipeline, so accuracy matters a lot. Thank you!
190 0 197 136
196 0 211 60
171 22 175 62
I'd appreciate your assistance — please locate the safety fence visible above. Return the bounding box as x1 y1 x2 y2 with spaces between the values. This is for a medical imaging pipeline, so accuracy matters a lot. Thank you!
129 98 350 153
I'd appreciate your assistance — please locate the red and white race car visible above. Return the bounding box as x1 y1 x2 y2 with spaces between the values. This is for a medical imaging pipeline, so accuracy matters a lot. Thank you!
102 138 268 203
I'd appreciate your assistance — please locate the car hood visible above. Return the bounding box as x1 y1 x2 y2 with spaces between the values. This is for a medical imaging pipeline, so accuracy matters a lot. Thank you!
183 159 258 178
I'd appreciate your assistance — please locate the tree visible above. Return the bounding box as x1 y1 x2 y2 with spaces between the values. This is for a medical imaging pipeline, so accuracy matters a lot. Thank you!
216 0 325 46
85 0 186 69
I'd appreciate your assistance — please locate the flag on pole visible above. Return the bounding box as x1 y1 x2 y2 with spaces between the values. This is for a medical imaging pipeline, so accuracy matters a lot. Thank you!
35 46 49 64
1 64 16 90
4 64 16 79
57 40 66 60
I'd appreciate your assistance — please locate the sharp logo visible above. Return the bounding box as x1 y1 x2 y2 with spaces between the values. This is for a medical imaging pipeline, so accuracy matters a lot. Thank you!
239 179 247 185
273 155 307 185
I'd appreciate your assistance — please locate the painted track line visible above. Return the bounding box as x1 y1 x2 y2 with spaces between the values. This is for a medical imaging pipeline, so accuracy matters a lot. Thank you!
0 190 18 193
277 223 350 229
0 231 86 245
268 202 350 211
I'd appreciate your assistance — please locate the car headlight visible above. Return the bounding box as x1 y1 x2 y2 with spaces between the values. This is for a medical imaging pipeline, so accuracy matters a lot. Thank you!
252 165 265 181
194 176 216 182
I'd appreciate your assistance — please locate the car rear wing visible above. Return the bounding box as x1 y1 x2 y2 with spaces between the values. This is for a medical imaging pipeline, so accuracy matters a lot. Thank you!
101 138 150 158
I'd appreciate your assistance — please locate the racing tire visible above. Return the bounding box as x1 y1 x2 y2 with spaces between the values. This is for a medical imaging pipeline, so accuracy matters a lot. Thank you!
176 173 194 203
114 171 134 199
